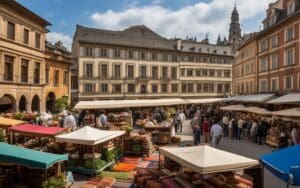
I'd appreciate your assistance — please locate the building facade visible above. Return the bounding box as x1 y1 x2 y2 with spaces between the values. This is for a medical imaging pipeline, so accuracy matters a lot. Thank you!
44 41 71 112
257 0 300 94
233 35 258 95
72 25 233 101
0 0 49 112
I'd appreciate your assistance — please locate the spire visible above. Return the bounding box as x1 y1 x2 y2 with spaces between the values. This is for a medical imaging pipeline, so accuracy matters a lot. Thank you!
229 3 241 43
217 34 221 45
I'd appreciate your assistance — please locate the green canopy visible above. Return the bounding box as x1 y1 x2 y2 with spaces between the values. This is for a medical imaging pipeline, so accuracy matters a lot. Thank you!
0 143 68 169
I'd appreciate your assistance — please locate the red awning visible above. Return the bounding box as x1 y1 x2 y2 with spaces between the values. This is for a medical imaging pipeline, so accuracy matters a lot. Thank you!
9 124 65 137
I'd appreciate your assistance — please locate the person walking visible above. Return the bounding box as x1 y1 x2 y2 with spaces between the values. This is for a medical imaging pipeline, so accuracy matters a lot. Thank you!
193 123 201 145
202 117 210 143
63 111 77 131
211 119 223 148
222 114 229 137
291 125 299 146
228 117 233 139
250 120 258 143
237 117 245 140
257 121 265 145
246 119 252 141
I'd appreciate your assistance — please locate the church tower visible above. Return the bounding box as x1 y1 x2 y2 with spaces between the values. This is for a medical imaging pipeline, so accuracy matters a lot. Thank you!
229 4 241 42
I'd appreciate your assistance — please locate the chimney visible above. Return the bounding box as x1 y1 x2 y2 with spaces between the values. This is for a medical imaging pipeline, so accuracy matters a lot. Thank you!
177 39 182 50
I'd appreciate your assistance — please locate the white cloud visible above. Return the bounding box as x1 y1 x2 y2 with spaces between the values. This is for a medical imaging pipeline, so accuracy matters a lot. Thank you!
46 32 72 50
90 0 273 43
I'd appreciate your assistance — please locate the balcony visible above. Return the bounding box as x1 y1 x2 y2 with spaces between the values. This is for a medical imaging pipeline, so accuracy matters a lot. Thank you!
160 76 173 81
136 76 150 82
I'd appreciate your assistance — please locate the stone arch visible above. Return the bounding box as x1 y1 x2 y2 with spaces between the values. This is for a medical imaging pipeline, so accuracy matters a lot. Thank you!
31 95 40 113
19 95 27 112
46 92 56 113
0 94 16 113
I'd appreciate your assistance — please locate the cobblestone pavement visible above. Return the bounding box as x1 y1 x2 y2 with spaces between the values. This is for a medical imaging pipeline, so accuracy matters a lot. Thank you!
177 120 294 188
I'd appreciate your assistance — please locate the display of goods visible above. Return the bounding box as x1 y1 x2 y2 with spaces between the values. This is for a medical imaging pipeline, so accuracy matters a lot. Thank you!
84 158 107 170
42 175 67 188
159 134 170 144
84 153 101 159
102 147 117 162
0 129 7 143
113 163 137 172
132 144 142 154
100 171 135 180
81 177 116 188
120 157 142 164
171 136 181 143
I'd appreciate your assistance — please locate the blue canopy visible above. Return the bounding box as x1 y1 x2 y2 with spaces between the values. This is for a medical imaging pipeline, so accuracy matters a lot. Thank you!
260 145 300 185
0 143 68 169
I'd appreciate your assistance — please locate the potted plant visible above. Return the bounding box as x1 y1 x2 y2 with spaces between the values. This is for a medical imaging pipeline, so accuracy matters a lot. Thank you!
42 174 67 188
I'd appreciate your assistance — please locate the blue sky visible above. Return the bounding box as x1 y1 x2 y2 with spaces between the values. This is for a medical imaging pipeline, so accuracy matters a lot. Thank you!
17 0 273 50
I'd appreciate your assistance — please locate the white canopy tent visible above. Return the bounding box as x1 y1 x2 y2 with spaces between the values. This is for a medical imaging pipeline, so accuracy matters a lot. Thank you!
240 94 275 103
267 93 300 104
220 104 247 112
159 145 259 174
185 98 224 104
245 106 272 115
272 108 300 118
74 98 187 110
55 126 125 145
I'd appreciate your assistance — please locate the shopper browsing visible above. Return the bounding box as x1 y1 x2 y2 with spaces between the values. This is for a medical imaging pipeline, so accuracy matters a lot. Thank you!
211 119 223 148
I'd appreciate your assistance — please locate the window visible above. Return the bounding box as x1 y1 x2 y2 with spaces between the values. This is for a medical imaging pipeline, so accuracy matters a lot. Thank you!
217 84 223 93
187 84 194 93
271 53 278 69
216 71 222 77
23 29 29 44
35 33 41 49
259 80 268 92
127 84 135 93
45 68 49 84
20 59 29 83
162 67 168 78
287 2 295 15
209 70 215 77
114 49 121 58
180 69 185 77
140 84 147 94
84 84 95 93
113 64 121 79
271 78 278 91
100 48 107 57
140 52 146 60
202 69 208 76
188 56 194 62
85 47 93 57
224 71 231 78
196 84 201 92
271 35 278 48
63 71 68 85
113 84 122 93
140 66 147 78
151 53 157 61
161 84 168 93
187 69 193 77
128 51 134 59
181 84 187 93
100 64 108 78
163 54 168 61
259 57 268 72
7 22 15 40
85 63 93 77
127 65 134 78
152 84 158 93
4 55 14 81
285 76 293 90
286 26 295 42
172 55 178 62
71 76 78 89
285 48 294 66
259 40 268 52
171 67 177 79
224 84 230 92
171 84 178 93
34 62 40 84
196 70 201 77
54 70 59 85
151 66 158 79
203 83 208 92
101 84 108 93
208 83 214 92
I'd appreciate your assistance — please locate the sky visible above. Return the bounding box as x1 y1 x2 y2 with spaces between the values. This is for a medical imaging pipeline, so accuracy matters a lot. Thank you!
17 0 275 50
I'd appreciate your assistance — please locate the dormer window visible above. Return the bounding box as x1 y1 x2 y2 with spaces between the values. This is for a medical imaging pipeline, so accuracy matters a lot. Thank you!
287 1 295 16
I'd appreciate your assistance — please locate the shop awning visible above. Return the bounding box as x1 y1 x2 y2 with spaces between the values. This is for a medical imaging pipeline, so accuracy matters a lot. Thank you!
267 93 300 104
245 106 272 115
75 98 187 109
220 104 247 112
260 145 300 185
272 108 300 118
160 145 259 174
55 126 125 145
185 98 224 104
0 117 26 129
0 143 67 169
240 94 275 103
9 124 66 137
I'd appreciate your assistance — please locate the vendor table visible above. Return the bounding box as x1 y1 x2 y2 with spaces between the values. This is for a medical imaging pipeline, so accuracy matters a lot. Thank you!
144 124 171 144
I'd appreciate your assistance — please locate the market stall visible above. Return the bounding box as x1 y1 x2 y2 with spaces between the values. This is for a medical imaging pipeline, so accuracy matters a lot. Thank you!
185 98 224 104
0 142 68 188
0 117 26 143
8 124 66 151
267 93 300 104
55 126 125 175
260 145 300 187
245 106 272 115
239 94 275 103
220 104 248 112
144 121 172 144
155 145 262 188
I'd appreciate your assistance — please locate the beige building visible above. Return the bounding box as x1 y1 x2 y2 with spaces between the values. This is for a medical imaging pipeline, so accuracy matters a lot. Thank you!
233 35 258 95
72 25 233 100
45 41 71 112
0 0 49 112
